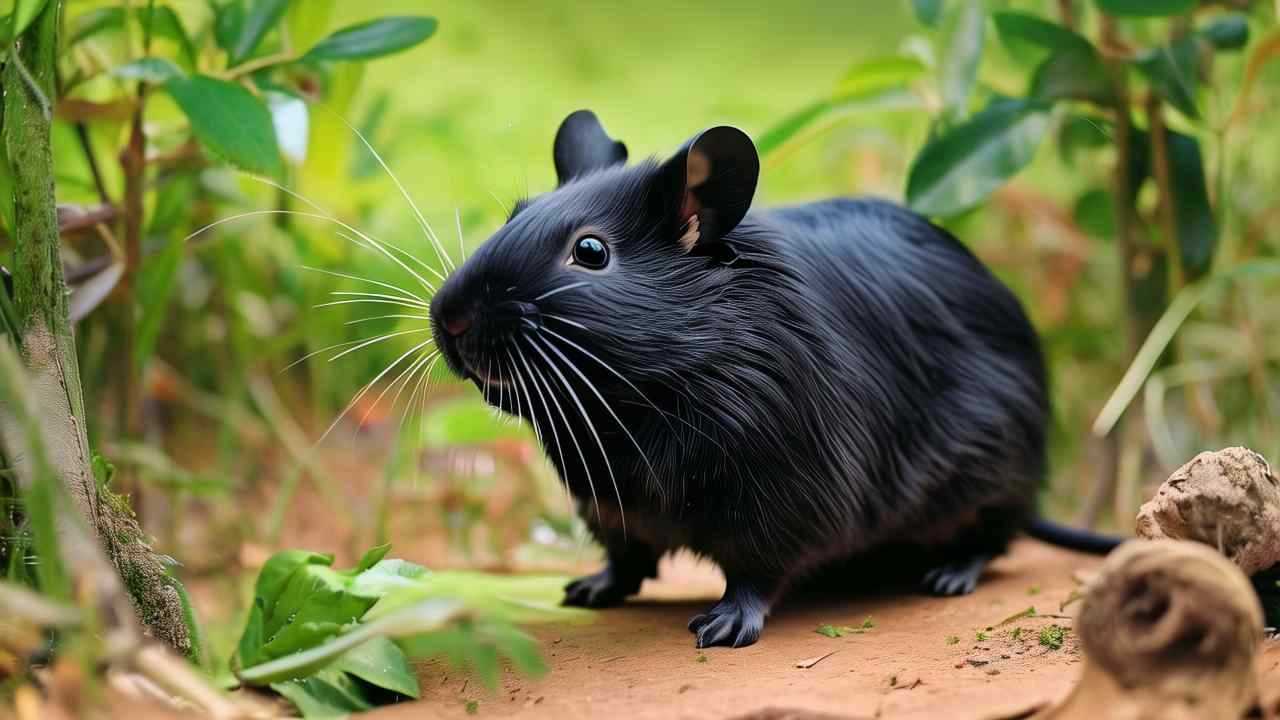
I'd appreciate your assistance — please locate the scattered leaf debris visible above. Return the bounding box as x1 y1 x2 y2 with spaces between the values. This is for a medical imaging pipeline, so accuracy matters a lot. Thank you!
696 653 708 663
996 606 1038 627
795 651 837 669
946 635 960 645
1027 585 1041 595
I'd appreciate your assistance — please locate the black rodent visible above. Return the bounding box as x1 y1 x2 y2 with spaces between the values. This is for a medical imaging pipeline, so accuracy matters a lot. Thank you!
430 110 1120 649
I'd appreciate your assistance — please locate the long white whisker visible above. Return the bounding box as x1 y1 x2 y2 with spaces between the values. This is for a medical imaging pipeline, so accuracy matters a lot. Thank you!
240 175 447 288
521 336 598 528
534 332 662 502
330 291 429 307
302 265 428 304
514 342 572 511
337 113 455 272
185 209 442 291
505 347 541 446
338 230 446 287
316 339 435 445
542 313 588 331
344 313 431 326
455 208 466 264
534 282 589 302
506 355 525 425
527 335 626 537
315 298 430 312
328 328 431 362
401 351 442 432
281 337 369 372
366 349 439 428
537 323 672 432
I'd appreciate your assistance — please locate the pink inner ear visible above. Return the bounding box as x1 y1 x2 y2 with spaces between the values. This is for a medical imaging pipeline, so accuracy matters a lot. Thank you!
679 192 701 225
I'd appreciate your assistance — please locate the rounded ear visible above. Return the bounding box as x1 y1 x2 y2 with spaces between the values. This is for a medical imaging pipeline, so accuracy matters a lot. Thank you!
660 126 759 251
553 110 628 185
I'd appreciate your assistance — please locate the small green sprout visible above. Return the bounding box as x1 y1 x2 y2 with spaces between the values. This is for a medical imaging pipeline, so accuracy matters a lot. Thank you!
946 635 960 645
465 700 479 715
1039 624 1067 650
975 631 988 641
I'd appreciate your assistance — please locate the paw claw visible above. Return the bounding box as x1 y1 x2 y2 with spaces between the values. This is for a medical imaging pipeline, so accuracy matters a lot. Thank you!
562 568 634 608
922 555 990 597
687 593 766 649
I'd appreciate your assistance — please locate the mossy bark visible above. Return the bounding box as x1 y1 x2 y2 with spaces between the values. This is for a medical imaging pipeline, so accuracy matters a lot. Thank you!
2 0 191 654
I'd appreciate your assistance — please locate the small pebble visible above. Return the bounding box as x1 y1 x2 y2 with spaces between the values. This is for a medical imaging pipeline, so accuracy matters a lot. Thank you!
986 668 1000 676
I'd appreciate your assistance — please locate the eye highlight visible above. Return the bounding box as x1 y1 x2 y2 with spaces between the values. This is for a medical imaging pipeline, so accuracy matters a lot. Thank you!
570 235 609 269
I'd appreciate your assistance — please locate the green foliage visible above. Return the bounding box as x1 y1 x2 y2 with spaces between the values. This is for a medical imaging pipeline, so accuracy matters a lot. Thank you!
305 16 439 62
165 75 285 178
1038 624 1067 650
1094 0 1195 17
234 544 572 717
906 98 1051 217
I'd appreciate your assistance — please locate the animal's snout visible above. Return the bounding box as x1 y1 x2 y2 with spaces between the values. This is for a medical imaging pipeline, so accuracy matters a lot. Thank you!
442 309 474 337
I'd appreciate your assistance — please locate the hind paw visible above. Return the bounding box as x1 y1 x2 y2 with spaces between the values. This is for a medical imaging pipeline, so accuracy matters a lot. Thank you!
922 554 991 597
687 581 770 648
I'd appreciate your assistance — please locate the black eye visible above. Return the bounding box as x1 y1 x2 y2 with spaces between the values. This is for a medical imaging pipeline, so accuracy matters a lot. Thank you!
571 235 609 269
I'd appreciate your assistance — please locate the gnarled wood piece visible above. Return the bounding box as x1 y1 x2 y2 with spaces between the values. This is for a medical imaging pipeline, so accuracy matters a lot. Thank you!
1034 540 1263 720
1136 447 1280 576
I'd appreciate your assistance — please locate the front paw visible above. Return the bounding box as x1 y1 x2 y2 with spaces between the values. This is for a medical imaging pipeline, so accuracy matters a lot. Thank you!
687 594 767 648
562 567 639 608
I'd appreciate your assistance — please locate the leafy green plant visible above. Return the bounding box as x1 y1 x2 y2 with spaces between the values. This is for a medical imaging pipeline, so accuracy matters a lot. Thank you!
233 543 586 717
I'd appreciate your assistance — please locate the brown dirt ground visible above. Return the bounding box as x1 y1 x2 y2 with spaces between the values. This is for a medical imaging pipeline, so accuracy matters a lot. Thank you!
366 540 1122 720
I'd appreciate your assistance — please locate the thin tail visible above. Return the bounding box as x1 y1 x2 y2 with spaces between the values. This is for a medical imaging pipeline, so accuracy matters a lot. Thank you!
1026 518 1124 555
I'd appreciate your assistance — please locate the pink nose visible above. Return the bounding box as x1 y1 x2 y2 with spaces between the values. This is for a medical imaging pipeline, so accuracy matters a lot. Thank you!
444 312 473 337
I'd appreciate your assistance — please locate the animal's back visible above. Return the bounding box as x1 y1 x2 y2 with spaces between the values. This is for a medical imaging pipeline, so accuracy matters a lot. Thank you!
758 197 1050 550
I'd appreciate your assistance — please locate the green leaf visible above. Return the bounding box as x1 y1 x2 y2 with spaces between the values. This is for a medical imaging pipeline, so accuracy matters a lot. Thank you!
138 5 197 68
12 0 49 39
993 11 1093 64
1058 115 1111 166
272 667 375 718
912 0 944 27
304 16 437 62
1163 130 1218 279
352 544 392 574
1073 187 1115 238
1134 36 1204 120
232 0 291 65
753 54 926 157
113 57 184 84
66 6 123 48
905 98 1051 218
1030 45 1116 106
240 600 464 685
939 0 985 119
1200 14 1248 52
164 74 284 177
332 637 419 699
836 56 928 97
1095 0 1195 17
238 600 267 668
213 0 246 54
285 0 334 56
350 558 429 598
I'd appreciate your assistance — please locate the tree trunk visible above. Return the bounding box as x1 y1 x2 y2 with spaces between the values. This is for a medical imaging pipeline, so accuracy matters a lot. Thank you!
3 0 191 655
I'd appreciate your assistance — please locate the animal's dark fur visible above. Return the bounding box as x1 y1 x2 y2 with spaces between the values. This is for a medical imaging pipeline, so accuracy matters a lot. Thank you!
430 112 1109 649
